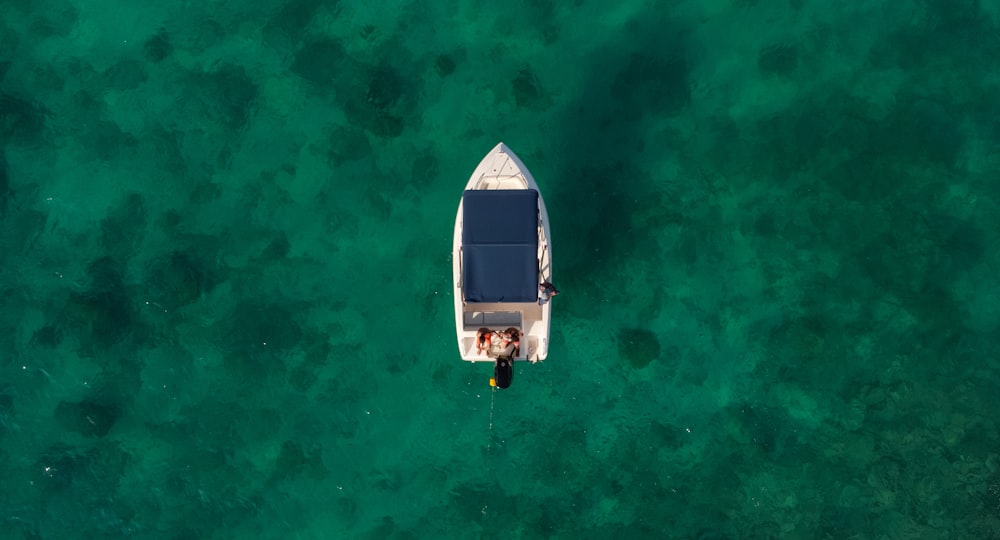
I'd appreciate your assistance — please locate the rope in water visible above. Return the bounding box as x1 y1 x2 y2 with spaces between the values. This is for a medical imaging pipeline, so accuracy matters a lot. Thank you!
481 385 497 523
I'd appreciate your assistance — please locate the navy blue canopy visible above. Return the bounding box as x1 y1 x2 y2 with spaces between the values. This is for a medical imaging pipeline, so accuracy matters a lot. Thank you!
462 189 539 303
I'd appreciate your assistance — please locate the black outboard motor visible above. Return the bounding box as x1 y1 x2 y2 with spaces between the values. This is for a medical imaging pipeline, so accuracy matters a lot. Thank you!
494 356 513 389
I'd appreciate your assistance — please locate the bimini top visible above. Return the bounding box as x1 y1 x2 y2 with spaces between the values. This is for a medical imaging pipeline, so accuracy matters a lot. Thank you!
462 189 539 303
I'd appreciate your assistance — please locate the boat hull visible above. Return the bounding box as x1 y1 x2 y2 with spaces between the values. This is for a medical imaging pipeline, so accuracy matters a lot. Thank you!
453 143 552 363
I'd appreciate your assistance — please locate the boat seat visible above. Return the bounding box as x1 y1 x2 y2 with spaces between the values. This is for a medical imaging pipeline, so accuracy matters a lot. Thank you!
463 310 522 330
462 331 529 360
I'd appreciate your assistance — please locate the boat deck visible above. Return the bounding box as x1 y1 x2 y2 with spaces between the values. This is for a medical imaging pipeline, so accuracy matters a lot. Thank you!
458 301 544 362
474 175 526 190
458 331 541 362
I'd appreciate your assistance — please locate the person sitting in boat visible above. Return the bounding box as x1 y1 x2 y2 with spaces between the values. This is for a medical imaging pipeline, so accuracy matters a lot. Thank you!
538 282 560 305
501 327 520 358
476 327 492 355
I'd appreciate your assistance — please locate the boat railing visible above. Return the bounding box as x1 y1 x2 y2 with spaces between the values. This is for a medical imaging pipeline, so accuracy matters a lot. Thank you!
456 247 464 295
537 242 550 280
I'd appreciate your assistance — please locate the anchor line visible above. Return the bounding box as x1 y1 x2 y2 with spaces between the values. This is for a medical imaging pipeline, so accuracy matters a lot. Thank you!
481 386 497 528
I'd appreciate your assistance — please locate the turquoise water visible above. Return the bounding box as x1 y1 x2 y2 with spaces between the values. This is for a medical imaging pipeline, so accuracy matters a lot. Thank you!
3 0 1000 538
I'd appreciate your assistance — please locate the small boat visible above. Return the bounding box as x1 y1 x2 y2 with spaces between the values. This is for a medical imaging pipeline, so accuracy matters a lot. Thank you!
452 143 553 387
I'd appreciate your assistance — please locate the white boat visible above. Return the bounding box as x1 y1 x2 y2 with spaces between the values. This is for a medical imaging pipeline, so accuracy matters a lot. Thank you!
453 143 553 387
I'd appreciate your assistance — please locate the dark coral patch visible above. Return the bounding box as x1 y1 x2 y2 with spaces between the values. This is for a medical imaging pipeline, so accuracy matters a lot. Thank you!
617 328 661 369
100 192 147 259
758 44 798 76
327 123 372 164
435 54 456 76
145 250 219 308
202 64 259 130
0 93 48 145
54 398 121 437
365 64 403 110
411 154 437 189
612 52 691 117
513 68 541 107
291 38 347 85
103 58 148 89
35 443 86 491
64 257 137 349
144 28 173 62
31 324 62 347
